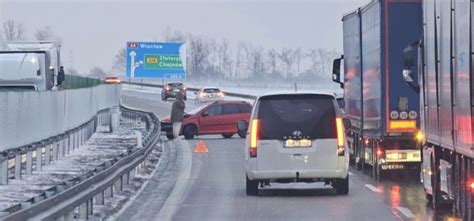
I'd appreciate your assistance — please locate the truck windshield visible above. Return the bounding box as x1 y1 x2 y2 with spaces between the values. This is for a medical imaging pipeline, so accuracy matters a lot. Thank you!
0 53 43 80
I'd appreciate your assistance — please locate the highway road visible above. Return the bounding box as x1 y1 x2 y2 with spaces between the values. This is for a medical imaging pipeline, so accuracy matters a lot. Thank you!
119 89 456 221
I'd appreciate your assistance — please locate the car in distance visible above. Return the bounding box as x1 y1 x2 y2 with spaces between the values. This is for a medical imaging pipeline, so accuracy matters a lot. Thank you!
161 100 252 139
240 92 350 196
161 82 187 101
195 87 225 104
103 76 121 84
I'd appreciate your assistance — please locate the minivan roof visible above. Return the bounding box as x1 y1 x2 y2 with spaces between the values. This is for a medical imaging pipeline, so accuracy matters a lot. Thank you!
257 90 336 99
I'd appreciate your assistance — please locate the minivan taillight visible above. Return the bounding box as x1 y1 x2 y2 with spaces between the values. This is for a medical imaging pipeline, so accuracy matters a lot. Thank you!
336 117 345 156
250 119 259 158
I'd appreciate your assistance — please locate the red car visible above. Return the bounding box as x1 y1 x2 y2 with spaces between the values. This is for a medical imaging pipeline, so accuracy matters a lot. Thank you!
161 101 252 139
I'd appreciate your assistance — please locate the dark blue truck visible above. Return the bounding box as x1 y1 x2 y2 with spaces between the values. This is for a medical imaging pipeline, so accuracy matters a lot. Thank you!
332 0 423 180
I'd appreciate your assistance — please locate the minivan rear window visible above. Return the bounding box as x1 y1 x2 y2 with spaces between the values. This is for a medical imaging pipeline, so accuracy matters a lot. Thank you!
257 94 337 140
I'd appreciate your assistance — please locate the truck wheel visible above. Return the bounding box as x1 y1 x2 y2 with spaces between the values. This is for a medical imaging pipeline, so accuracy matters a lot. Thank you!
183 125 196 140
334 176 349 195
246 176 259 196
222 133 234 139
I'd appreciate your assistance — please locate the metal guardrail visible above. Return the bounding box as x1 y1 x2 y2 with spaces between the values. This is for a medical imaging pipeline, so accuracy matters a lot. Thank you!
121 81 257 100
0 109 112 186
1 106 161 221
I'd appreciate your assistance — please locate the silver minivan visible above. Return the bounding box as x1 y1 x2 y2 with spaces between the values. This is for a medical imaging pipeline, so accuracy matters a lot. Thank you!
241 92 349 195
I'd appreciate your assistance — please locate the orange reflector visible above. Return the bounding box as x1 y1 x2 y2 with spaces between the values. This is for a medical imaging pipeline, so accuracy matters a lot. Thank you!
336 118 344 147
250 119 259 157
389 120 416 131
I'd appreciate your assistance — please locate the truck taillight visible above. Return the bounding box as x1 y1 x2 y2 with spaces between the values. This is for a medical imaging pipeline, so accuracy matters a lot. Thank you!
250 119 259 158
469 181 474 190
336 117 344 156
377 149 384 156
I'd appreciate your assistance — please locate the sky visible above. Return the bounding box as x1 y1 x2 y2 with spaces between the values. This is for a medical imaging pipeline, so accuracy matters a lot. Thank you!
0 0 370 74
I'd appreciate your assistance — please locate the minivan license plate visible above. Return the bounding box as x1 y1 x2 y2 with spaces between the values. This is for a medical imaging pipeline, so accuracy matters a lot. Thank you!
285 139 311 148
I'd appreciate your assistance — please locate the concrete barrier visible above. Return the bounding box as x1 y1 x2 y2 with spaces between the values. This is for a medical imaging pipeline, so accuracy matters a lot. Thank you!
0 85 121 152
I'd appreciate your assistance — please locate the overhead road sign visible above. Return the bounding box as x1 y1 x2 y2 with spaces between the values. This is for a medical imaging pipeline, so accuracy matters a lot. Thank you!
126 42 186 79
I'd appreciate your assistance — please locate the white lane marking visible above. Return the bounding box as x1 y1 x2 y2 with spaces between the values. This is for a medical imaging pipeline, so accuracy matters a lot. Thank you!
157 138 193 220
397 207 415 219
365 184 381 193
349 171 354 176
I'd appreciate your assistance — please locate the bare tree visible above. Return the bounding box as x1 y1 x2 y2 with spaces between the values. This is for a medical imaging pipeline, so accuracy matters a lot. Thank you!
307 49 322 75
2 19 26 41
89 66 107 78
112 48 127 74
187 34 211 79
278 48 295 78
306 48 340 79
220 39 233 78
249 46 265 79
162 26 186 43
34 26 62 44
293 48 303 77
66 68 80 76
267 49 279 77
234 42 250 80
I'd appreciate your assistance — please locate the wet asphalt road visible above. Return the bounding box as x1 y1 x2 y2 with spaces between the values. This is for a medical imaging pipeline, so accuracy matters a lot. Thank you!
120 88 459 221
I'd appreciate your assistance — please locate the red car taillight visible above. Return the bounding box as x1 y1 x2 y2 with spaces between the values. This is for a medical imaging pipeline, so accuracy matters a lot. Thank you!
336 117 345 156
250 119 259 158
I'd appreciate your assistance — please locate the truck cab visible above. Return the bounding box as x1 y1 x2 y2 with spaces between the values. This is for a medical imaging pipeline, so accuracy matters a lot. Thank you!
0 41 60 91
0 51 53 90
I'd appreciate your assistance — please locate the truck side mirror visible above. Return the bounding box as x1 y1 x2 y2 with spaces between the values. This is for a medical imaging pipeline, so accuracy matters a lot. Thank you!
402 43 420 93
402 45 415 82
343 118 351 130
332 56 344 89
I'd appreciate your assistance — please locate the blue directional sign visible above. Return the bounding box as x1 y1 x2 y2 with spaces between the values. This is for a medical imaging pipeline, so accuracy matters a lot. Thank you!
126 42 186 79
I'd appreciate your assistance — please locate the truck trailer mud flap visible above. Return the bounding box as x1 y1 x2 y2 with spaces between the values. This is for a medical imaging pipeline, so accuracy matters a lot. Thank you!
440 159 454 199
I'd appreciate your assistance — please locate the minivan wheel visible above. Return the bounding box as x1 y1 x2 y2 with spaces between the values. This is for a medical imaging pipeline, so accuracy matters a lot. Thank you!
246 176 259 196
222 133 234 139
238 130 246 138
183 125 196 140
334 176 349 195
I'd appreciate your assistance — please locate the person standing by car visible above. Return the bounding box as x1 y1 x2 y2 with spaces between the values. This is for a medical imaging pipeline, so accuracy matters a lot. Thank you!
170 90 186 139
57 66 65 89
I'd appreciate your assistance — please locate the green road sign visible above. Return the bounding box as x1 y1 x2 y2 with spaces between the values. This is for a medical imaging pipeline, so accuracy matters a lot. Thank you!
144 54 183 69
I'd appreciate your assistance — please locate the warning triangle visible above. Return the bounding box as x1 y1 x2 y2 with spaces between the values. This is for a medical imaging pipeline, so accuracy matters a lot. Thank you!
193 140 209 153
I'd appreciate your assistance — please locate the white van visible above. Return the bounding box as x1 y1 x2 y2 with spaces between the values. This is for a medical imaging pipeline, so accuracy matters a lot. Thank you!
241 92 350 195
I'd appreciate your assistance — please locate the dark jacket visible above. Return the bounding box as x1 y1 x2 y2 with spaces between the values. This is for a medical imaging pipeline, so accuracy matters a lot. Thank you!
57 69 65 85
171 92 185 123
